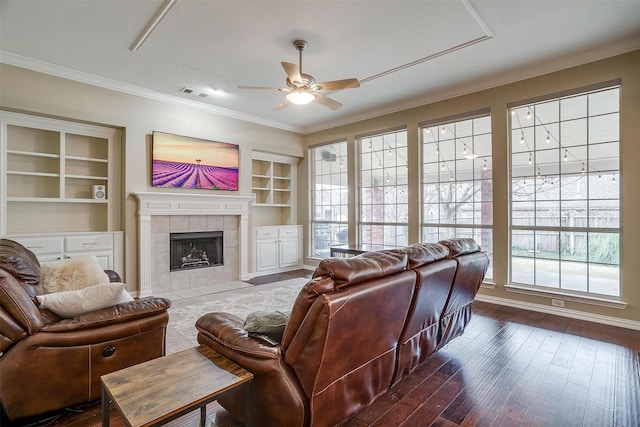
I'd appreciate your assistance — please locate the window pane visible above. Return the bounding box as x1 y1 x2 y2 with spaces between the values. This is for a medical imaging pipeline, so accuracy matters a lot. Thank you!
589 88 619 115
535 100 559 125
560 118 587 147
589 113 619 144
561 260 588 292
512 229 535 284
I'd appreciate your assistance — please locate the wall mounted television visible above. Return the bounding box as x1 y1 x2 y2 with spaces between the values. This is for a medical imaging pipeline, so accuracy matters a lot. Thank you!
152 131 239 191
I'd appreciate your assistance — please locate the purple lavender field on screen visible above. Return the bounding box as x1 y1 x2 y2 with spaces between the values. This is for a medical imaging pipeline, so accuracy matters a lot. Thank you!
152 160 238 191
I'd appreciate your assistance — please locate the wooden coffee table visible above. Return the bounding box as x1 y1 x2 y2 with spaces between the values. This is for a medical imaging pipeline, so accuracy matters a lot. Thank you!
101 345 253 427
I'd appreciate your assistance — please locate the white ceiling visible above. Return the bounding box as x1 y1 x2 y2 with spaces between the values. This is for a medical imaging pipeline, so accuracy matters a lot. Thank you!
1 0 639 134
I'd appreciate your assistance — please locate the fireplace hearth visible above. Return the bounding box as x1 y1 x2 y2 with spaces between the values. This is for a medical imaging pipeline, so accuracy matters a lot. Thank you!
170 231 223 272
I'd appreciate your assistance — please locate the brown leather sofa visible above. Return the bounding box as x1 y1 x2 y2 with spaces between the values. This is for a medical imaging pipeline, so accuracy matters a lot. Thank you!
0 239 171 421
196 238 489 427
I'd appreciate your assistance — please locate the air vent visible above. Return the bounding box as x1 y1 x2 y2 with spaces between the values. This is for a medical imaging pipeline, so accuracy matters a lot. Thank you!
180 87 208 98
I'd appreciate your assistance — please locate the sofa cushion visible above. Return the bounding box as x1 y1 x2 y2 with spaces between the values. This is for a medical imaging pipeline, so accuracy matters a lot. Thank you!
313 250 408 289
40 255 110 294
403 243 450 269
36 282 133 318
439 238 481 257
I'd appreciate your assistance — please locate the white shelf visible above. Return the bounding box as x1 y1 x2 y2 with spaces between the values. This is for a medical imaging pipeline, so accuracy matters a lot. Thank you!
65 155 108 163
66 174 109 180
7 149 60 159
7 197 108 203
7 170 60 177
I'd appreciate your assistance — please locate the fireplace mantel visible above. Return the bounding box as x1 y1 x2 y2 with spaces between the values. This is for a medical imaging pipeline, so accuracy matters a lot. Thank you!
133 192 255 297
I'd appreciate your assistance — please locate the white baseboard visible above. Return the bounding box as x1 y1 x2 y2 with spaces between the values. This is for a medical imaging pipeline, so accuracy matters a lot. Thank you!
475 294 640 331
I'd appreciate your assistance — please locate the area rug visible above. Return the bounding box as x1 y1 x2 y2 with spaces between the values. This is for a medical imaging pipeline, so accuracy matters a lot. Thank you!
166 277 308 353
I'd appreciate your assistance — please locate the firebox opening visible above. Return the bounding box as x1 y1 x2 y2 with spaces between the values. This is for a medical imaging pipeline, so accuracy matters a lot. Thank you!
169 231 223 272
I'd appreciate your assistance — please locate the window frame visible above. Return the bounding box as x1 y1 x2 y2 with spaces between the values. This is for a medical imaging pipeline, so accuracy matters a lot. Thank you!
419 110 494 280
508 83 621 298
357 127 409 248
309 140 349 258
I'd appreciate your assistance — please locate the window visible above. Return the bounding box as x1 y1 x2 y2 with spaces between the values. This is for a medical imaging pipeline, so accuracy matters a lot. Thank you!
510 85 620 297
421 114 493 280
358 128 408 247
310 141 348 257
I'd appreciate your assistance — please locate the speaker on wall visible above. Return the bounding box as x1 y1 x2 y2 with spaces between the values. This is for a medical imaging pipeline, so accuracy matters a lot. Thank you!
93 185 106 200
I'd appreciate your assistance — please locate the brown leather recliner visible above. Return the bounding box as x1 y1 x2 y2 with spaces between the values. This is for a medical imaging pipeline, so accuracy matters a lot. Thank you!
197 250 416 427
0 239 171 421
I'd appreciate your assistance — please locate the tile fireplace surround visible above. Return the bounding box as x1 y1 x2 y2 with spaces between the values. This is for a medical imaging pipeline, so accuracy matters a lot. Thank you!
133 192 254 297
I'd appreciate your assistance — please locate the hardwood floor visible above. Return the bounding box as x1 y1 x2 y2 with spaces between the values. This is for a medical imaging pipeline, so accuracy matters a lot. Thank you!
5 279 639 427
343 301 639 427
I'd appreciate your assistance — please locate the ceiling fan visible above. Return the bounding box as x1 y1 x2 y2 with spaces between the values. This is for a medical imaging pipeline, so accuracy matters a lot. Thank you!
239 39 360 110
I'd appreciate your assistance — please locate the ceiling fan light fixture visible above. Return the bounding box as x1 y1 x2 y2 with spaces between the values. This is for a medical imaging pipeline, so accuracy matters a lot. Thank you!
286 89 315 105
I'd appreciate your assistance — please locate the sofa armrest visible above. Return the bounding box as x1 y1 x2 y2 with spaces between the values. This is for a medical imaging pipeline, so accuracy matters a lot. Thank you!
104 269 121 282
196 312 281 361
40 297 171 332
197 312 307 427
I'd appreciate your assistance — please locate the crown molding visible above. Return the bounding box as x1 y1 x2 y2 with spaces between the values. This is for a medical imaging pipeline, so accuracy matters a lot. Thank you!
0 51 302 134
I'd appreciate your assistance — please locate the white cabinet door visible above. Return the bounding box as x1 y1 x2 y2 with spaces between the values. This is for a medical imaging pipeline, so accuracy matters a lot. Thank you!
255 239 279 272
253 225 302 275
279 238 299 268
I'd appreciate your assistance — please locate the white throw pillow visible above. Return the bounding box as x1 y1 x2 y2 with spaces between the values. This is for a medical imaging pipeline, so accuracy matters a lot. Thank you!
36 282 133 318
40 255 110 294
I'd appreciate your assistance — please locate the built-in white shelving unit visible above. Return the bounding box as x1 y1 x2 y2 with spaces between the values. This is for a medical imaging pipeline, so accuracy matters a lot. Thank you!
1 111 123 269
251 151 297 208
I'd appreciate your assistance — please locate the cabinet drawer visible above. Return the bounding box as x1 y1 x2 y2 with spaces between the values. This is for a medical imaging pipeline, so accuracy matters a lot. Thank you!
15 237 63 255
279 227 299 238
255 227 279 240
65 234 113 252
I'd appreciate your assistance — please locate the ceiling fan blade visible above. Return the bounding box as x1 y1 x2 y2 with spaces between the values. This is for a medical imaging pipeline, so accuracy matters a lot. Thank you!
274 99 290 111
281 62 302 85
313 78 360 91
315 93 342 110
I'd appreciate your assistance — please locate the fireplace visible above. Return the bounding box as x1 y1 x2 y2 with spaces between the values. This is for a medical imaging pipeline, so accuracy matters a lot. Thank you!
170 231 223 271
134 192 254 297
